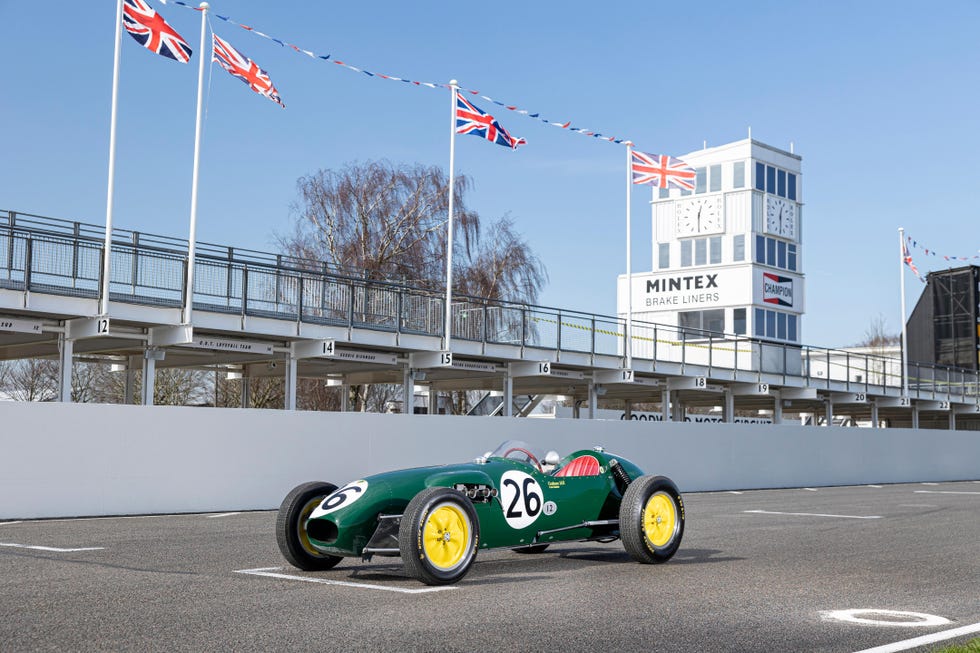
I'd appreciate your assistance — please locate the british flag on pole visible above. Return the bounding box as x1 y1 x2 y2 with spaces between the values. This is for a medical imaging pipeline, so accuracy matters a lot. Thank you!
455 92 525 150
122 0 192 63
212 34 285 108
630 150 696 190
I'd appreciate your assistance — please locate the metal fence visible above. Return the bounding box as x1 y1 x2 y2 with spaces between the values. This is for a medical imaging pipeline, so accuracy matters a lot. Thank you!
2 209 979 401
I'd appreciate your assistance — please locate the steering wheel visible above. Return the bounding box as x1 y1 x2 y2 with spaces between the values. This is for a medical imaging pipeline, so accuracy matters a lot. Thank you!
502 447 542 473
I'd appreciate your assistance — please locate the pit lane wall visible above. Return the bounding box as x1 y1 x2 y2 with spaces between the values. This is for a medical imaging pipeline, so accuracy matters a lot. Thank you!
1 401 978 519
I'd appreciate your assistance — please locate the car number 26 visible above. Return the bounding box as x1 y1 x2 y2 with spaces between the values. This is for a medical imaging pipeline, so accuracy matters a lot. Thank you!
499 470 544 529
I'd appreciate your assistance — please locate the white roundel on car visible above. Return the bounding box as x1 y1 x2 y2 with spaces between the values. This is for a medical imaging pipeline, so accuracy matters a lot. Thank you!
311 480 369 518
499 470 544 529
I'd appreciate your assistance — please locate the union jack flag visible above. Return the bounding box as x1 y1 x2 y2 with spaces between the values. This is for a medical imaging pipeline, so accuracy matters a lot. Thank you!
212 35 285 108
630 150 696 190
122 0 192 63
455 92 525 150
903 241 924 282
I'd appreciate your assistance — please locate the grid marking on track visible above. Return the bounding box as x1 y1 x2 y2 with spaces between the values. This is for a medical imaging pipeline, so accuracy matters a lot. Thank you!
234 567 457 594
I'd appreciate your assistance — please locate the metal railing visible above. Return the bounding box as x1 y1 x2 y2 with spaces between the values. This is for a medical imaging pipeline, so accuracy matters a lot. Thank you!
2 208 979 401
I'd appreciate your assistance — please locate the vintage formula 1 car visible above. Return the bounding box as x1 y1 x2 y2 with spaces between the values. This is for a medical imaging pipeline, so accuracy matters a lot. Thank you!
276 440 685 585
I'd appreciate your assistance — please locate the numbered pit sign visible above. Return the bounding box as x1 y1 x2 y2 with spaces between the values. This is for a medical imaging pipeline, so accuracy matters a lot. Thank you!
499 470 544 529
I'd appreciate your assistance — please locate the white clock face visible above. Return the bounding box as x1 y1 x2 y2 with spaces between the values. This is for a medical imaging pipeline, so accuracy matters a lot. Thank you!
780 203 797 239
676 198 723 235
766 197 788 236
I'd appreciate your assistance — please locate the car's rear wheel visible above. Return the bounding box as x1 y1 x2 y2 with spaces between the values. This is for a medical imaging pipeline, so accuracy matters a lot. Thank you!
276 481 344 571
620 475 684 564
399 487 479 585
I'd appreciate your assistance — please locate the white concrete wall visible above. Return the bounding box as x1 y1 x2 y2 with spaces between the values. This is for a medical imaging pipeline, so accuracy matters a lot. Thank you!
1 401 978 519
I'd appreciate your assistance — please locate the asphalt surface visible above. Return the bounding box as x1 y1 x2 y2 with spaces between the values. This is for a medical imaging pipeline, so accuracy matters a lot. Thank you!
1 481 978 652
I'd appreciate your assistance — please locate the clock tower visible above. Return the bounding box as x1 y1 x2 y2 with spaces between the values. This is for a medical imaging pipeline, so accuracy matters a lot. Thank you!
617 138 805 353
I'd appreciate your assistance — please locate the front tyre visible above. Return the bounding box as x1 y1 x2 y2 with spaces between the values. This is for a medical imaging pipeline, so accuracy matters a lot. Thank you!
399 487 479 585
620 475 684 564
276 481 344 571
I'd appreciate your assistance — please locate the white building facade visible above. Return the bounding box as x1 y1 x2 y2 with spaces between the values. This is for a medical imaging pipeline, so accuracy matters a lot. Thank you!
618 138 805 349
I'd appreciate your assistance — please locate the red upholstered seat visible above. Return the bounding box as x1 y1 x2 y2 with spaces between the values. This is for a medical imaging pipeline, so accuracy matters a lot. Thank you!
553 455 601 478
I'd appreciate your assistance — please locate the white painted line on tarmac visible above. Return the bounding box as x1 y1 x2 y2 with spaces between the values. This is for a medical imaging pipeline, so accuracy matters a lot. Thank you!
867 485 883 489
235 567 457 594
744 510 882 520
824 609 949 627
0 521 23 526
0 542 103 553
727 491 743 495
803 488 818 492
850 621 980 653
914 490 980 495
921 482 939 486
205 512 242 519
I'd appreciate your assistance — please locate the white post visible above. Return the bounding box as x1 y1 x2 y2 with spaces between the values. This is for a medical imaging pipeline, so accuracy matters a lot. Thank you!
183 2 210 325
899 227 909 395
100 0 125 317
625 143 633 368
444 81 458 351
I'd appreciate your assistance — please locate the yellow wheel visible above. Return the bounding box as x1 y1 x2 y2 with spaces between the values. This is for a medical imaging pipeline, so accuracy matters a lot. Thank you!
276 482 344 571
643 492 679 548
621 475 685 564
400 488 479 585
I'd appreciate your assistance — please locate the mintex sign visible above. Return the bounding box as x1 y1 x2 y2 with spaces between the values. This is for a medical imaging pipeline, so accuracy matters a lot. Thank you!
762 273 793 307
627 268 753 310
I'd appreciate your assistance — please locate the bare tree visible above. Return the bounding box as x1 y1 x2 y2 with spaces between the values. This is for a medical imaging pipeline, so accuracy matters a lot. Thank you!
857 313 901 348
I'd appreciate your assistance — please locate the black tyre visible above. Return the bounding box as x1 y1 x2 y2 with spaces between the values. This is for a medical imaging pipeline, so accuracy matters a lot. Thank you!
512 544 550 554
620 475 684 564
399 487 479 585
276 481 344 571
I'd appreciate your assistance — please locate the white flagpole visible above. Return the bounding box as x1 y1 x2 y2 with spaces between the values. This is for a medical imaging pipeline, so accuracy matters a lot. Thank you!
625 143 633 368
899 226 908 395
183 2 210 325
101 0 125 317
444 80 458 351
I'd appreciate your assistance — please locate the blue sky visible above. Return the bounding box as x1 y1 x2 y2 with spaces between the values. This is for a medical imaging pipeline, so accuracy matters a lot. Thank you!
2 1 978 348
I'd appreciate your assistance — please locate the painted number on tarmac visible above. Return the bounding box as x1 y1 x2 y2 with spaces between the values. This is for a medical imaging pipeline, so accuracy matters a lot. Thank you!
312 480 369 517
500 471 544 529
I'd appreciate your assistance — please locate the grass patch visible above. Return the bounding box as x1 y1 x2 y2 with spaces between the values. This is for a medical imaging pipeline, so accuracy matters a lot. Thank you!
932 638 980 653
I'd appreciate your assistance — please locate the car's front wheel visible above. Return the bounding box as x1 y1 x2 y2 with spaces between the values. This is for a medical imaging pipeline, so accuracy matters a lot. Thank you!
276 481 344 571
399 487 479 585
620 475 684 564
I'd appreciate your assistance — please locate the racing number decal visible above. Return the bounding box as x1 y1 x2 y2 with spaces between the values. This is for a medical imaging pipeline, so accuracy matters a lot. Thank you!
312 480 368 517
499 470 544 529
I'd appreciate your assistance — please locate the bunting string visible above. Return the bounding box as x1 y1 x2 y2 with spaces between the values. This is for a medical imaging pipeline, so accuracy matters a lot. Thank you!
905 235 980 263
161 0 631 145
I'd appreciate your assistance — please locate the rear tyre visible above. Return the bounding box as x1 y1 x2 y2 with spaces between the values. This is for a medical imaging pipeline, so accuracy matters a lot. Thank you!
620 475 684 564
399 487 479 585
276 481 344 571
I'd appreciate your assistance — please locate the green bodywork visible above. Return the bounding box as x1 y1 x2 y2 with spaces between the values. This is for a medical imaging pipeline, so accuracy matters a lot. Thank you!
306 449 646 557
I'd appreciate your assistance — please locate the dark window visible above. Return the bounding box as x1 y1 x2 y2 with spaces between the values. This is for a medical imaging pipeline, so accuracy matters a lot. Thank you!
777 312 787 340
659 187 669 199
695 238 707 265
658 243 670 269
766 238 776 265
777 169 786 197
754 308 765 337
787 173 797 201
733 234 745 262
777 240 787 268
766 311 776 337
733 308 746 335
788 244 797 271
788 314 798 341
680 240 692 267
709 164 722 192
755 162 765 191
704 309 725 333
766 165 776 193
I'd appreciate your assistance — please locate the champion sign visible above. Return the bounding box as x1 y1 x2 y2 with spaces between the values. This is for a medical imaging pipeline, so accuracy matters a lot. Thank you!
762 273 793 307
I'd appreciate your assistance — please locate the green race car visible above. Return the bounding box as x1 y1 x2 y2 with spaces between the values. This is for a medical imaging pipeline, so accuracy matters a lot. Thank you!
276 439 685 585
